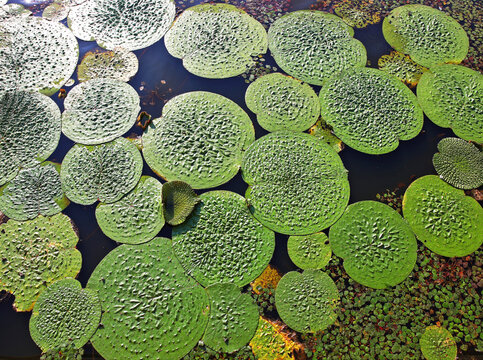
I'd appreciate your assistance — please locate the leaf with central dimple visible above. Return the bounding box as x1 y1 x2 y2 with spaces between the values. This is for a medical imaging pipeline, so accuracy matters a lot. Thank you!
241 132 350 235
0 162 69 221
420 326 457 360
275 270 339 333
62 78 140 145
95 176 164 244
172 191 275 287
402 175 483 257
287 233 331 270
162 181 199 226
29 278 101 352
87 237 209 360
0 91 61 186
61 137 143 205
142 91 255 189
203 283 259 353
329 201 417 289
0 214 82 312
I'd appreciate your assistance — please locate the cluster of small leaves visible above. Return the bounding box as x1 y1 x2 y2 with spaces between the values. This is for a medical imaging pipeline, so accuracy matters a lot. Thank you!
375 188 403 213
182 344 255 360
334 0 381 28
378 51 428 88
240 56 277 84
251 284 276 315
40 343 84 360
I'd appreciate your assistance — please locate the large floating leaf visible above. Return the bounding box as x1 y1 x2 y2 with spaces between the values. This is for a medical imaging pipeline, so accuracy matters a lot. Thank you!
287 233 331 270
0 162 69 221
87 237 209 360
61 137 143 205
268 10 366 86
77 49 139 83
0 16 78 95
275 270 339 333
383 5 468 68
329 201 417 289
245 72 320 132
68 0 175 51
417 64 482 143
378 51 428 88
142 92 255 189
0 214 82 312
29 278 101 352
241 132 349 235
165 4 267 78
0 91 61 186
173 191 275 287
420 326 457 360
62 78 140 145
319 67 423 154
402 175 483 257
162 181 199 226
203 283 259 353
95 176 164 244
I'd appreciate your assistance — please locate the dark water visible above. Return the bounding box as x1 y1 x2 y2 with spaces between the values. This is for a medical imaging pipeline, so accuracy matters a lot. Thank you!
0 0 453 358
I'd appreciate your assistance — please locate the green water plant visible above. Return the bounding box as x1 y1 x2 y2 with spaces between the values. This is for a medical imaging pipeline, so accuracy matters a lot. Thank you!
42 1 69 22
142 91 255 189
0 213 82 311
268 10 366 85
0 3 31 19
378 51 427 88
417 64 482 143
173 191 275 287
433 137 483 190
403 175 483 257
334 0 381 28
383 5 469 68
87 237 209 360
164 4 267 79
241 131 350 235
162 181 199 226
287 233 331 270
275 270 339 333
29 278 101 352
0 162 69 220
60 137 143 205
420 326 457 360
203 283 259 353
0 91 61 186
77 49 139 83
68 0 175 51
245 72 320 132
319 67 423 154
95 176 164 244
329 201 417 289
0 16 78 95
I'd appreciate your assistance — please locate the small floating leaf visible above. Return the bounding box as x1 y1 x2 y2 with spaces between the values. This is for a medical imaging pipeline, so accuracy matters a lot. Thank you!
287 233 331 270
77 49 139 83
162 181 199 226
378 51 428 88
420 326 457 360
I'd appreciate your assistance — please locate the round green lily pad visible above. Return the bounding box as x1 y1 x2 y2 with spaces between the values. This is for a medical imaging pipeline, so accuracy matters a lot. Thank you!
0 16 78 95
203 283 259 353
0 213 82 312
417 64 482 143
0 3 31 19
164 4 267 79
287 233 331 270
378 51 427 88
62 78 140 145
329 201 417 289
142 91 255 189
241 132 350 235
433 137 483 190
29 278 101 352
77 49 139 83
68 0 175 51
61 137 143 205
0 162 69 221
319 67 424 155
87 237 209 360
95 176 164 244
383 5 469 68
420 326 457 360
162 181 199 226
172 191 275 287
275 270 339 333
402 175 483 257
245 72 320 132
0 90 61 186
268 10 367 86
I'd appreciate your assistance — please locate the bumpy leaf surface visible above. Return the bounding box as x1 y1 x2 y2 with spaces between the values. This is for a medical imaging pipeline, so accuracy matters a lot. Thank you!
242 132 349 235
0 214 82 311
162 181 199 226
420 326 457 360
87 237 209 360
77 49 138 83
287 233 331 270
378 51 427 88
172 191 275 287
